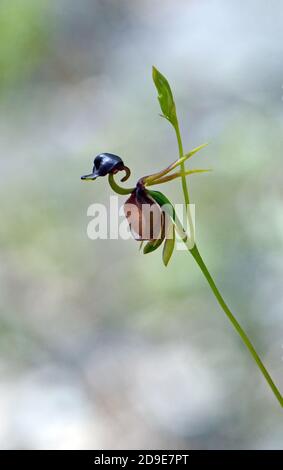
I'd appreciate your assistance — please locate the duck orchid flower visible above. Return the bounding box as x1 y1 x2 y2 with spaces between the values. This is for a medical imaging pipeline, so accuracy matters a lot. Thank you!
80 66 283 407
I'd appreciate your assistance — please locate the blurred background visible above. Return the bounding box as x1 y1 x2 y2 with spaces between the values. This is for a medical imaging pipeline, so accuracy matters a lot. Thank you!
0 0 283 450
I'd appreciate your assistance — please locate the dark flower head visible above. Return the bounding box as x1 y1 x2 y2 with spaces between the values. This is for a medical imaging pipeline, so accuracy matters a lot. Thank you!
81 153 130 181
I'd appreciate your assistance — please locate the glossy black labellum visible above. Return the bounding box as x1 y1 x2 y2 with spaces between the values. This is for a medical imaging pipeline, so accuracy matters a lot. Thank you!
81 153 130 181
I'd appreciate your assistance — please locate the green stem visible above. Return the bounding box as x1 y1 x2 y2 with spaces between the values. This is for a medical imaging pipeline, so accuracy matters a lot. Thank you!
174 122 190 206
174 120 195 245
190 244 283 407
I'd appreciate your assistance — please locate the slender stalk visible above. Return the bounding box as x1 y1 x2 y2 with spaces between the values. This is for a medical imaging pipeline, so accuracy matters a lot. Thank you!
108 174 134 195
174 121 190 206
190 244 283 407
172 114 283 406
174 121 195 244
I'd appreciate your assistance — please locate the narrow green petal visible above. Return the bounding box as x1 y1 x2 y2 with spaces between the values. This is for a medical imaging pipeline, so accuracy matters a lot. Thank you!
185 142 209 159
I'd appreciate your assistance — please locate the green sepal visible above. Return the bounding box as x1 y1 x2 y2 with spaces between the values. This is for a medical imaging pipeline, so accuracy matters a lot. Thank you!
162 223 175 266
148 190 176 265
147 190 175 220
148 189 188 244
143 236 164 254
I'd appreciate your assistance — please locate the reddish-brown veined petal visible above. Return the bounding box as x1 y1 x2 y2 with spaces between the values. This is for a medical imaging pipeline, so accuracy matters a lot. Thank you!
124 185 164 241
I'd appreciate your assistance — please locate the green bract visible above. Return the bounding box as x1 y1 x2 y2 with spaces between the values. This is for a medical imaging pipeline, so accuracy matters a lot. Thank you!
152 66 177 127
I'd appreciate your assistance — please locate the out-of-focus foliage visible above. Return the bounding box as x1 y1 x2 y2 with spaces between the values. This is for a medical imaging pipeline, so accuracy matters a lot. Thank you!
0 0 48 89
